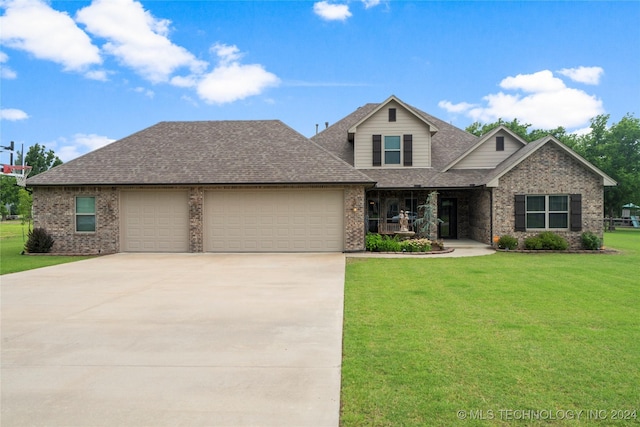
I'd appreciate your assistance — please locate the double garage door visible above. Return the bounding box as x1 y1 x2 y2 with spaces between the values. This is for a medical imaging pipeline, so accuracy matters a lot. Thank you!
121 189 344 252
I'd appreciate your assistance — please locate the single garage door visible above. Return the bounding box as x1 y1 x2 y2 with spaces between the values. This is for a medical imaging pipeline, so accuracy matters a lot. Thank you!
121 190 189 252
205 189 344 252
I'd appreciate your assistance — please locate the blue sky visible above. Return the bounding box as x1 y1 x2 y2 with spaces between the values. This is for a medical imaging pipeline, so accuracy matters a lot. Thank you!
1 0 639 163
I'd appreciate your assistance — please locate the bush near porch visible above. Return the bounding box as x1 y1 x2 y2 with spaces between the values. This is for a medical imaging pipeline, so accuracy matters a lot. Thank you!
342 229 639 426
365 233 432 252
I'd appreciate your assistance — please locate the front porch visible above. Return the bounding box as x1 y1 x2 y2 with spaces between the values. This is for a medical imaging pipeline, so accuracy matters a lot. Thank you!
365 188 493 245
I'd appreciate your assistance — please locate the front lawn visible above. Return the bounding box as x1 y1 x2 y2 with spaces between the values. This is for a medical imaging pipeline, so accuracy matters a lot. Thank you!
341 230 639 426
0 220 93 275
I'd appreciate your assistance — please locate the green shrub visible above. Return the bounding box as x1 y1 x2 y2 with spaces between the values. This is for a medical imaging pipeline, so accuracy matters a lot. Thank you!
581 232 602 250
524 231 568 250
378 235 401 252
24 227 55 253
524 236 543 250
497 235 518 250
365 233 383 251
399 238 432 252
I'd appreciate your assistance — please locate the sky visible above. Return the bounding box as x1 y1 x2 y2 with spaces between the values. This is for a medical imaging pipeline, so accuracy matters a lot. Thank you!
1 0 639 164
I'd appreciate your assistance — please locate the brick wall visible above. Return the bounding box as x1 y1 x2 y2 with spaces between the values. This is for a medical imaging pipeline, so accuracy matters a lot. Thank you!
493 142 604 249
32 184 367 254
469 188 492 244
32 186 119 254
344 185 366 251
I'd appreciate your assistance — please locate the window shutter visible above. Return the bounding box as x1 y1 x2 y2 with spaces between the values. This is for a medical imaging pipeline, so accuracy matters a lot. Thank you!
403 134 413 166
515 195 526 231
389 108 396 122
372 134 382 167
570 194 582 231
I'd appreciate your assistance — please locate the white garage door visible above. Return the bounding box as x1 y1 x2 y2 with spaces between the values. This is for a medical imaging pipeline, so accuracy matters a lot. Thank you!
121 191 189 252
205 189 344 252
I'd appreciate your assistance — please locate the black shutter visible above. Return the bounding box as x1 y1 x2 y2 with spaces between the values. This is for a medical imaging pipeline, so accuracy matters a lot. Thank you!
373 134 382 167
389 108 396 122
515 195 526 231
403 134 413 166
570 194 582 231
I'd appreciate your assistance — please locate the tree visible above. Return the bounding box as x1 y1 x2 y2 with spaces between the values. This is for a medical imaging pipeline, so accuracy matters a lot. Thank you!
572 114 640 219
16 143 63 176
2 143 62 219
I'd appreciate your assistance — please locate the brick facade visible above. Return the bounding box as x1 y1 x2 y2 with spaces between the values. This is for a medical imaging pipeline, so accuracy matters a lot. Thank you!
32 185 367 254
492 143 604 249
32 186 119 254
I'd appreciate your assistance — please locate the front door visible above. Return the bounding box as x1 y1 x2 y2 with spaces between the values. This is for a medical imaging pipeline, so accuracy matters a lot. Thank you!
439 198 457 239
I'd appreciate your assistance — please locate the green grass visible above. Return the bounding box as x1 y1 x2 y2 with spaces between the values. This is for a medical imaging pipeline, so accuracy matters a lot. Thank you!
341 229 640 426
0 220 93 275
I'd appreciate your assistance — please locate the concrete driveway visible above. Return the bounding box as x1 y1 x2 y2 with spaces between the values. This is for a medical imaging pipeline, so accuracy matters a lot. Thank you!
1 253 345 427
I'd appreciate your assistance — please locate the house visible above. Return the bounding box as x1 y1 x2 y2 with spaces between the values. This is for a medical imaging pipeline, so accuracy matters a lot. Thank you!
27 96 616 254
311 95 616 248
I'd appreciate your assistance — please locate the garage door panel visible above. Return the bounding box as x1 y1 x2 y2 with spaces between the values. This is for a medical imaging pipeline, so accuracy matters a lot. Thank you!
205 190 343 252
122 191 189 252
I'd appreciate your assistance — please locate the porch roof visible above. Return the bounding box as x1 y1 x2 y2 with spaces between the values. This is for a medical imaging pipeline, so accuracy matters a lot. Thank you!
360 168 490 189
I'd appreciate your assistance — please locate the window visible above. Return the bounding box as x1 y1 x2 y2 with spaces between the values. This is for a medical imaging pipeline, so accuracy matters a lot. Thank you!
496 136 505 151
384 136 401 164
76 196 96 232
525 195 568 229
389 108 396 122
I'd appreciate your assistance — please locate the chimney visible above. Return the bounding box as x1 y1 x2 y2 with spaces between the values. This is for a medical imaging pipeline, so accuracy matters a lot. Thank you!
325 121 329 129
315 124 319 135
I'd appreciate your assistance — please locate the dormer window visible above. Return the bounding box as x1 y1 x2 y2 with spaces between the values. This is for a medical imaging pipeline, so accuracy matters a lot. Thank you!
496 136 505 151
388 108 396 122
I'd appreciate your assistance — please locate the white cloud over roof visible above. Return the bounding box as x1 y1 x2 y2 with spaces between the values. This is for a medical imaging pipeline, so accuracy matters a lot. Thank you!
195 43 280 105
313 1 352 21
558 66 604 85
439 69 605 130
55 133 116 162
76 0 207 83
0 0 102 72
0 108 28 121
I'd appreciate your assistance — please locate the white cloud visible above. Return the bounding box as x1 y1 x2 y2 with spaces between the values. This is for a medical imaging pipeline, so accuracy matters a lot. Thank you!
133 86 154 98
439 69 605 130
76 0 207 83
55 133 115 162
0 108 28 121
558 66 604 85
84 69 108 81
437 100 476 114
362 0 381 9
195 43 280 105
500 70 565 93
313 1 352 21
0 51 17 79
0 0 102 71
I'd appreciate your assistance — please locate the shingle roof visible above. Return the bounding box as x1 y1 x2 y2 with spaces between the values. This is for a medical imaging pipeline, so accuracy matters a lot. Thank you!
27 120 375 186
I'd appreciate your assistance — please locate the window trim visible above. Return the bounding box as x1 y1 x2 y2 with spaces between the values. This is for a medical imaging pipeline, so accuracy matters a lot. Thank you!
75 196 96 233
383 135 401 165
525 194 569 230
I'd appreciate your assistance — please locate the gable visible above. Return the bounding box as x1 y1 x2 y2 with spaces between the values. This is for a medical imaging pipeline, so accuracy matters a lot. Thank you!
485 137 617 188
444 125 527 170
352 99 434 169
451 130 524 169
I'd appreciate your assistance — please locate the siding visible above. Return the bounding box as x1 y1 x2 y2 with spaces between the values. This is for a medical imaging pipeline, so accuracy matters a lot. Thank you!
452 132 523 169
354 100 432 168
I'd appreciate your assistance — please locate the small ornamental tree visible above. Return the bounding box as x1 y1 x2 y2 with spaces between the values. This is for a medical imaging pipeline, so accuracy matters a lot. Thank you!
414 191 443 240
